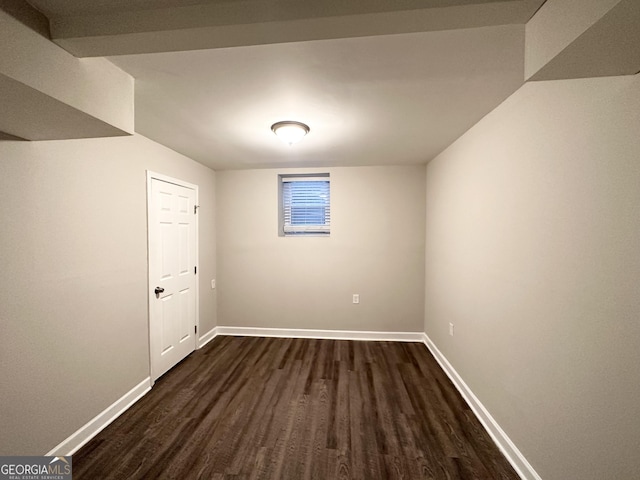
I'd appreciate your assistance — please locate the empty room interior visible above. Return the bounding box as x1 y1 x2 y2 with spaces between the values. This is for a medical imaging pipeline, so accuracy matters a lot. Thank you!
1 0 639 479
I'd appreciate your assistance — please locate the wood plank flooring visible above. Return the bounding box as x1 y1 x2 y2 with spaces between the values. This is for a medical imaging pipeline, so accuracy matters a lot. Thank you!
73 336 519 479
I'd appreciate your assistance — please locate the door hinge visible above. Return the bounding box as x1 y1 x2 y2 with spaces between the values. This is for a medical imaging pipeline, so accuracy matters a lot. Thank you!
195 325 197 334
194 205 200 214
194 266 197 274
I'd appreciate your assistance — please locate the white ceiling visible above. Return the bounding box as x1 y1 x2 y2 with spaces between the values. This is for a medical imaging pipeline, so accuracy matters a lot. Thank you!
25 0 544 170
111 26 524 170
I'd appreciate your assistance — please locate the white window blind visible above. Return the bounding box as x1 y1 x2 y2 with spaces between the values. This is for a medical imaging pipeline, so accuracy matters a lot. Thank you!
282 176 330 235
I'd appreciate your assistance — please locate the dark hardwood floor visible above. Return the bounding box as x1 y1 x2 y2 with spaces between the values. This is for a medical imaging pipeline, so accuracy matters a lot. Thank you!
73 336 519 479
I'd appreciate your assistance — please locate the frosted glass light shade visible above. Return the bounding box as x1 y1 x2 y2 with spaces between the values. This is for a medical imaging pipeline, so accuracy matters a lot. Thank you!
271 121 310 145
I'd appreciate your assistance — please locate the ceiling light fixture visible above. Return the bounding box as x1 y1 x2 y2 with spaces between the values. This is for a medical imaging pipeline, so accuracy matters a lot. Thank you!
271 121 310 146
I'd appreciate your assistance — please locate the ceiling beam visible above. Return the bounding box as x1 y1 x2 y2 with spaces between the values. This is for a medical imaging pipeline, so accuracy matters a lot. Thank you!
46 0 544 57
0 73 130 140
0 0 50 38
0 10 134 140
526 0 640 81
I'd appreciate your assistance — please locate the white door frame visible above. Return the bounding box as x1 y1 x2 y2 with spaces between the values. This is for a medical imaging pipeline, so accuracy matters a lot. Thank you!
146 170 199 384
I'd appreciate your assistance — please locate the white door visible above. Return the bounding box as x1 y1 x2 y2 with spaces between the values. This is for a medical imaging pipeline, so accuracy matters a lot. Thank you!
148 174 198 381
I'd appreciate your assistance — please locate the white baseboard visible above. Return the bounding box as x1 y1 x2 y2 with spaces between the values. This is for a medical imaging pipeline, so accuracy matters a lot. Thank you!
215 326 423 342
46 377 152 457
197 326 217 348
422 333 541 480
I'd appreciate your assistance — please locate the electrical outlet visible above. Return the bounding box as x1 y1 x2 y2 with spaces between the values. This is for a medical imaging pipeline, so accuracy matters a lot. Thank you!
352 294 360 304
449 323 454 336
211 279 216 289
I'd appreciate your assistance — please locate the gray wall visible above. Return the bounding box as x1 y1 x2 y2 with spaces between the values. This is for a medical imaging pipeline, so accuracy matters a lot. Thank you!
425 74 640 480
217 166 426 332
0 134 216 455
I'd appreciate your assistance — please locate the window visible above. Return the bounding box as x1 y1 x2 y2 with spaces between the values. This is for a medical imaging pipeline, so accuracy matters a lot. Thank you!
279 174 330 236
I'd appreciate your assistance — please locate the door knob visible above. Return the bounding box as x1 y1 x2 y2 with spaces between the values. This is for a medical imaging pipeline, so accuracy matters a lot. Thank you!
154 287 165 297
